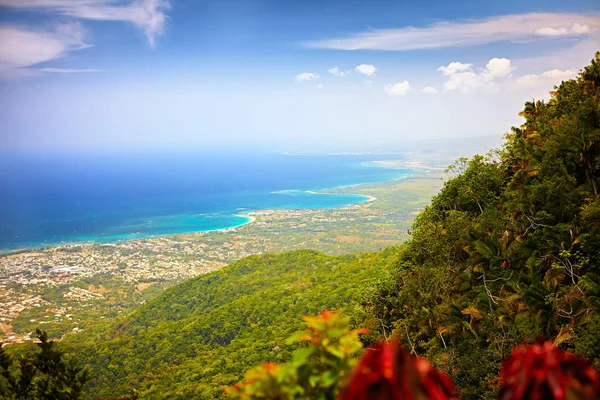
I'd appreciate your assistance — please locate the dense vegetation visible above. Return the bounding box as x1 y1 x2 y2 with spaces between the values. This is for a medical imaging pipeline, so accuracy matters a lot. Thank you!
363 53 600 398
0 330 90 399
225 311 460 400
66 249 395 398
226 311 600 400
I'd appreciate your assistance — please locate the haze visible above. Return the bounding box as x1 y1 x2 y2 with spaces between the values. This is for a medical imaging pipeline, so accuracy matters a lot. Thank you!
0 0 599 154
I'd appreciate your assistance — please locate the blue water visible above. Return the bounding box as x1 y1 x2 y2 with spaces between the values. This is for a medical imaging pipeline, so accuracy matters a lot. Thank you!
0 153 409 251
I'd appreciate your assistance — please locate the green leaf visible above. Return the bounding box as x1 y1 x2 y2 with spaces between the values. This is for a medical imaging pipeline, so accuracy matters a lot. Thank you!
292 347 314 366
309 374 320 388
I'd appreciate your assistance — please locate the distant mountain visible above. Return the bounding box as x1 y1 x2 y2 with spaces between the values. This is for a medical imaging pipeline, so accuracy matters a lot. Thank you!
280 134 504 161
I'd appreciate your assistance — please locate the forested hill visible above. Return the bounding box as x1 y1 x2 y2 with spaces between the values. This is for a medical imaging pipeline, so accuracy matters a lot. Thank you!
365 52 600 398
68 250 395 398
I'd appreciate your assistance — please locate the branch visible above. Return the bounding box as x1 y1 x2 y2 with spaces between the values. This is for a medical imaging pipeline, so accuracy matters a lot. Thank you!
405 325 416 355
478 273 507 311
522 213 550 236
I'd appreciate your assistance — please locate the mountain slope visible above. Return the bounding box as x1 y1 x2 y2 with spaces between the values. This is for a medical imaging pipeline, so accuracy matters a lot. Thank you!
364 53 600 399
70 249 395 398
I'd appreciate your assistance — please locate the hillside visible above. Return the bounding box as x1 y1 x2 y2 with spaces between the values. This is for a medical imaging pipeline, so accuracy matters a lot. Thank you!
68 249 396 398
362 52 600 399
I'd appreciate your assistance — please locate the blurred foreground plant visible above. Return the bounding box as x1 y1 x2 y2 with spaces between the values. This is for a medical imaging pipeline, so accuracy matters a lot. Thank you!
0 329 90 400
226 311 600 400
499 340 600 400
224 310 365 399
339 340 455 400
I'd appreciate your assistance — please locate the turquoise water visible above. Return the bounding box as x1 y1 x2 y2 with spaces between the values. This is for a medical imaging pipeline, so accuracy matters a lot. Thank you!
0 153 409 251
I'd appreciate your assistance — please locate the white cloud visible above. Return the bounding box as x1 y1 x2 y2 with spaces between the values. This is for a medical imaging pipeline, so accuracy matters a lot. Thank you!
355 64 376 76
384 80 410 96
437 62 472 76
513 68 580 100
328 66 349 77
516 69 578 86
0 23 89 79
295 72 319 82
40 68 105 73
0 0 171 46
440 57 514 92
304 13 599 51
482 58 514 81
317 83 324 89
436 59 578 97
443 71 484 92
534 23 591 36
421 86 438 94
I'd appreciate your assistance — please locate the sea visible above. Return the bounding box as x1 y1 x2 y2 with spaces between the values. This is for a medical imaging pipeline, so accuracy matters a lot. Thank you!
0 152 411 252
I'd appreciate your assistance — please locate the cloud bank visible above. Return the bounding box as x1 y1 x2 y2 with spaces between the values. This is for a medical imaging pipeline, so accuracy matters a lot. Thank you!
328 66 349 77
516 69 578 86
304 13 599 51
0 0 171 46
440 58 514 92
0 23 89 79
421 86 438 94
40 68 106 73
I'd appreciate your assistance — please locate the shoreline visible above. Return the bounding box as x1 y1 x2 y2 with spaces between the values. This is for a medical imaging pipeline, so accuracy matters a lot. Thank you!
0 162 427 256
363 195 377 202
0 214 258 257
0 191 378 256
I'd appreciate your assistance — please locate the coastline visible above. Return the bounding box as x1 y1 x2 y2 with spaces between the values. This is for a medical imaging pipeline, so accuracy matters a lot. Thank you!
0 188 380 256
0 162 424 255
0 192 377 255
0 214 257 256
0 169 443 344
363 195 377 202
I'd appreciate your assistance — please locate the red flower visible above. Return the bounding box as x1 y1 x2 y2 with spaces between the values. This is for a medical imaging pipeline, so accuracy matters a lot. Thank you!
499 341 600 400
339 340 455 400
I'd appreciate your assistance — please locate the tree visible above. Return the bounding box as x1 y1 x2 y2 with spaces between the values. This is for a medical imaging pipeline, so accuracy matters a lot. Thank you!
0 330 90 400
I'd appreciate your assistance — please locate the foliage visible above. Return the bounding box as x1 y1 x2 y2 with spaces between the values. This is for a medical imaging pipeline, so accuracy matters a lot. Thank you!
224 311 365 399
64 250 393 398
0 330 90 400
499 340 600 400
226 311 457 400
229 313 598 400
364 52 600 399
339 339 455 400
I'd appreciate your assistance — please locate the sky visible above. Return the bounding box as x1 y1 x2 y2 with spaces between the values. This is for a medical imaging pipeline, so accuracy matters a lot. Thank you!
0 0 599 154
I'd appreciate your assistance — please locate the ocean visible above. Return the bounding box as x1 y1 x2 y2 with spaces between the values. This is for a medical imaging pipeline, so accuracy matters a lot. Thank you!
0 153 410 252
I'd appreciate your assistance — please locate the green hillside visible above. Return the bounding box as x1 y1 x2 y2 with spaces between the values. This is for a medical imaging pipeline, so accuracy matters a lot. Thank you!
70 249 396 398
362 52 600 399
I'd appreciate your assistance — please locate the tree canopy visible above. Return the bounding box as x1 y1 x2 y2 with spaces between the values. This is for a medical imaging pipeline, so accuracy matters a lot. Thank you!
365 52 600 399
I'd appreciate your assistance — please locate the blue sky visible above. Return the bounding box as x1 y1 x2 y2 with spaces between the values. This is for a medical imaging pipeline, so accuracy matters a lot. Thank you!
0 0 599 153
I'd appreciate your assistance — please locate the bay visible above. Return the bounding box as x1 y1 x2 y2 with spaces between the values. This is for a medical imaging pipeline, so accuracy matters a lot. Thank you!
0 152 410 251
